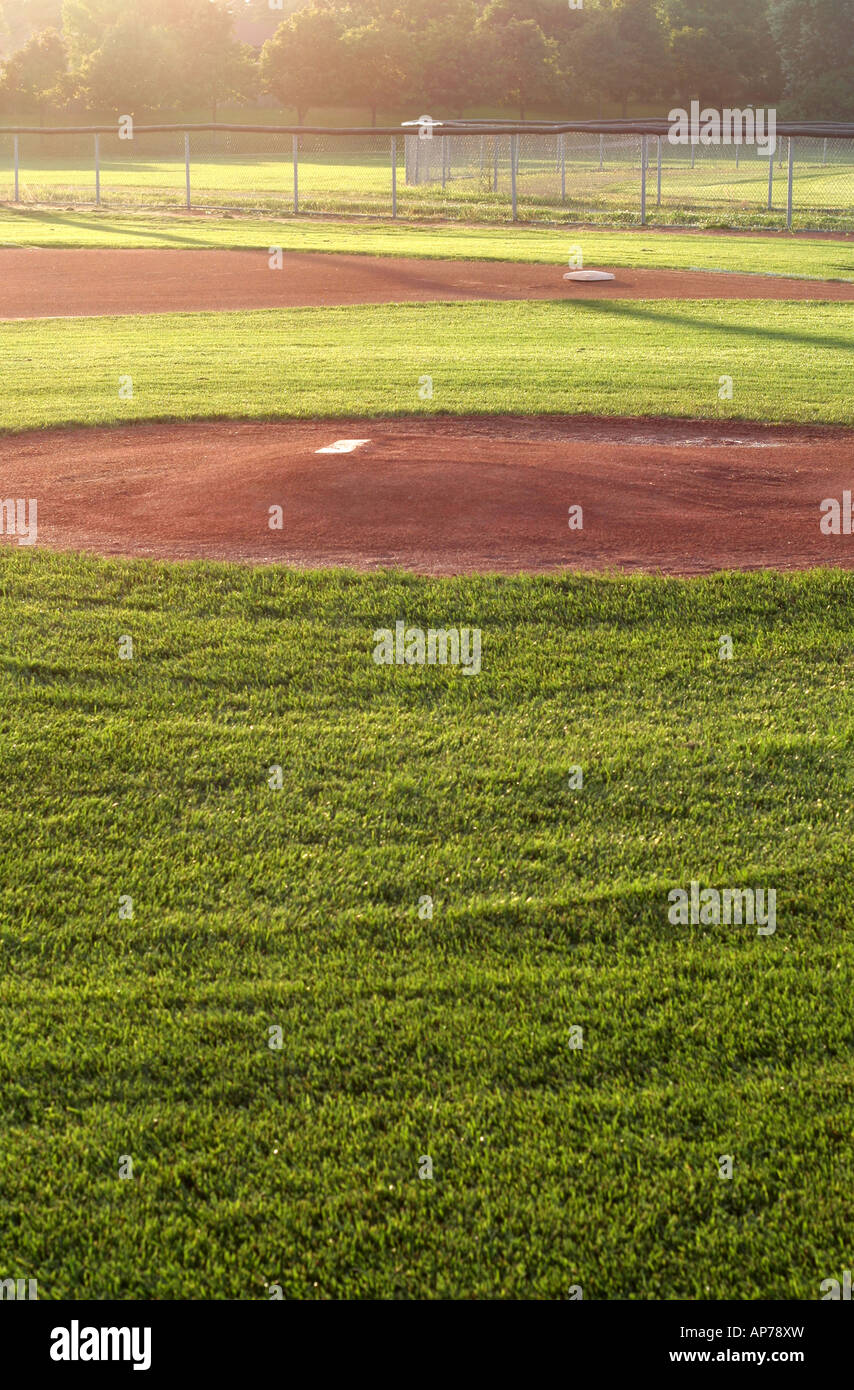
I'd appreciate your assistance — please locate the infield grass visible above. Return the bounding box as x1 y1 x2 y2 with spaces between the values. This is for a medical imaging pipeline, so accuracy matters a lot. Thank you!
2 299 852 433
1 208 853 282
0 552 851 1299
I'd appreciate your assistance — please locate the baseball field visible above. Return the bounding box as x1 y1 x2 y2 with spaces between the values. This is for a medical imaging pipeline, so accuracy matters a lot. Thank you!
1 206 852 1300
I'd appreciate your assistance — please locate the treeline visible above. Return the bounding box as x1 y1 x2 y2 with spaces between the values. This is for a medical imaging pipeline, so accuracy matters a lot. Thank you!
0 0 852 125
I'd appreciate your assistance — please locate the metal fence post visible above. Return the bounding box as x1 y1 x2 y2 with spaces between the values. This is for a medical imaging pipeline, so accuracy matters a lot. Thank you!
493 136 498 192
510 134 518 220
560 132 566 202
184 131 191 209
787 136 794 230
822 137 827 166
599 132 604 171
14 133 19 201
656 135 662 207
767 150 774 210
441 134 447 189
292 134 298 214
690 139 695 169
640 134 647 225
95 133 100 206
391 134 397 218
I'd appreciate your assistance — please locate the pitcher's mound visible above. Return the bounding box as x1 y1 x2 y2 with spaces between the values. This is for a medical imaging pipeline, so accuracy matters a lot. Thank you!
2 415 853 575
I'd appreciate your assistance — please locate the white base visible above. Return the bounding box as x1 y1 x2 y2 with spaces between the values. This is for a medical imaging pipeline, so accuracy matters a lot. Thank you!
563 270 616 282
315 439 371 455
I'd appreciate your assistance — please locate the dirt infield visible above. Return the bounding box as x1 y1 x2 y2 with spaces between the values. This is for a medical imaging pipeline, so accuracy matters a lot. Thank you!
3 416 853 574
2 248 853 320
6 243 851 575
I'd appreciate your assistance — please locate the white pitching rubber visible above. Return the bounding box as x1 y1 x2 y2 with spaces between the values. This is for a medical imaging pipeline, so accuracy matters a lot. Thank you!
563 270 616 282
315 439 371 454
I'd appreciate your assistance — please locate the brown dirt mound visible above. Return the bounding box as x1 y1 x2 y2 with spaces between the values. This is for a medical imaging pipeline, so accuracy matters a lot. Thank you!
2 248 852 320
3 416 853 575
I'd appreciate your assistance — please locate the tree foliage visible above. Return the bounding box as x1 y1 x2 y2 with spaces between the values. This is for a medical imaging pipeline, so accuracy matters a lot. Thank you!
0 0 850 122
339 16 413 124
260 4 346 124
0 24 68 116
768 0 854 117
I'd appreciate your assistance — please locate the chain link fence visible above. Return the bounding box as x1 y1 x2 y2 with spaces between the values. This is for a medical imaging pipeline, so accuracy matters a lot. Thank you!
2 122 853 231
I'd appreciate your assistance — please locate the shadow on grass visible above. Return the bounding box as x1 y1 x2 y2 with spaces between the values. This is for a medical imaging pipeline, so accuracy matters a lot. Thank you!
0 206 232 248
569 296 854 355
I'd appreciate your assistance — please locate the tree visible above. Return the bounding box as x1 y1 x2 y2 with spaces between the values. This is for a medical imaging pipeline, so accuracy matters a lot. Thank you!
611 0 669 115
768 0 854 118
339 16 412 125
565 6 625 116
170 0 257 120
566 0 668 118
63 0 258 118
475 0 580 44
260 3 345 123
61 0 124 67
414 9 488 117
76 14 179 116
0 1 64 57
478 9 562 119
0 26 70 120
662 0 783 105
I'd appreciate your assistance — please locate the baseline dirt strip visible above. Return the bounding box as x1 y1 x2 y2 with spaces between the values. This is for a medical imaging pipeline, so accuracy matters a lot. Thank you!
1 248 853 319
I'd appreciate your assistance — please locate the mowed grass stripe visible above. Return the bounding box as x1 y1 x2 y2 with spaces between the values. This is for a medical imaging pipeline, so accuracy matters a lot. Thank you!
1 210 853 280
2 299 853 431
0 553 852 1298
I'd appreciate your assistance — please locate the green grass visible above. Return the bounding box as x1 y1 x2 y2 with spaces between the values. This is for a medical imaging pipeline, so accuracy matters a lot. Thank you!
0 552 852 1299
2 144 853 229
2 208 853 281
2 299 851 433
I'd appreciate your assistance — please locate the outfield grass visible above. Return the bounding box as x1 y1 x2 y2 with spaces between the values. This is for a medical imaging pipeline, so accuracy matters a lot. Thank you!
1 299 851 433
0 552 851 1299
1 209 853 282
2 145 853 229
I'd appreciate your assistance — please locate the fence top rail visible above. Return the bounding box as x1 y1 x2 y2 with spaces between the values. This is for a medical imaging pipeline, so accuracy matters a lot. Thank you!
1 119 853 140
